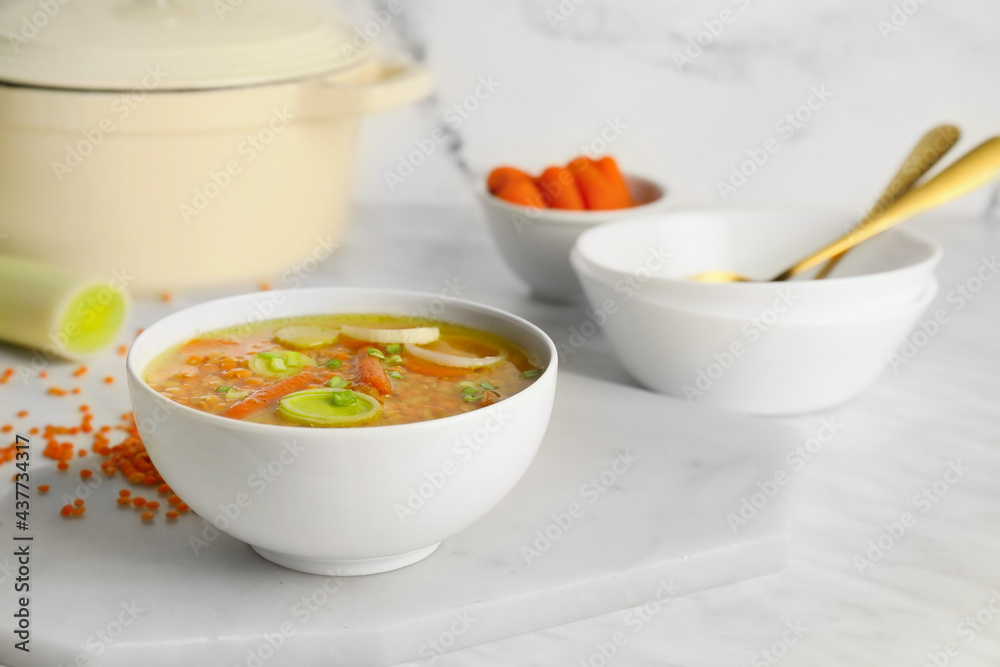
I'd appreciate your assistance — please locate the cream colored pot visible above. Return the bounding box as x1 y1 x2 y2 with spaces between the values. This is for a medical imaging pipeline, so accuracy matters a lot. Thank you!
0 0 431 293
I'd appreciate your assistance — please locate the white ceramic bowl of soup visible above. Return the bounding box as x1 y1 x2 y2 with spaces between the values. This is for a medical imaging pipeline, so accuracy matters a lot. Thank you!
126 288 557 576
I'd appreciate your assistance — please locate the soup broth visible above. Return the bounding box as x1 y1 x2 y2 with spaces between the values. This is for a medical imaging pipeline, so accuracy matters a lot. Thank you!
144 314 543 427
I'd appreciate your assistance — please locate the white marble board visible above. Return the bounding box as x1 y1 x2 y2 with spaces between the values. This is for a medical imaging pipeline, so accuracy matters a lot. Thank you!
0 371 796 667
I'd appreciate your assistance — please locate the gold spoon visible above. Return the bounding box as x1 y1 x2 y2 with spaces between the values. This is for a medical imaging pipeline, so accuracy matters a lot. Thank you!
689 136 1000 283
814 124 960 280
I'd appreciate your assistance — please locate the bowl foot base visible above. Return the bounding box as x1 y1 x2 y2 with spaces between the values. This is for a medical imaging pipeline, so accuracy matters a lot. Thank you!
251 542 441 576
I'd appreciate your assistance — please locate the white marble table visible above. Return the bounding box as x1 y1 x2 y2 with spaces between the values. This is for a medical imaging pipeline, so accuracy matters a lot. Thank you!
1 204 998 666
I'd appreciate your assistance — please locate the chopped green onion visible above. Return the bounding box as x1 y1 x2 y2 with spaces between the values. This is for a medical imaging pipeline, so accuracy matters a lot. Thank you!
387 370 404 380
225 388 249 401
331 390 358 407
386 354 403 365
325 359 343 369
215 385 233 393
250 350 317 377
459 386 478 396
520 368 542 378
457 380 476 389
366 348 385 360
326 376 348 389
480 381 499 391
463 392 484 402
385 343 401 354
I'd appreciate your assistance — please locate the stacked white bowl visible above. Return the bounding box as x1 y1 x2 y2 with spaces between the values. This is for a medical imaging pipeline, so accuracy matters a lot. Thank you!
571 209 941 415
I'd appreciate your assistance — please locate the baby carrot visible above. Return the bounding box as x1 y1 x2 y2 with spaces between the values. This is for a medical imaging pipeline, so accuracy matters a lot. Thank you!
355 352 393 395
593 156 634 207
487 166 534 193
536 167 586 210
402 354 464 378
223 372 320 420
493 178 548 208
567 157 624 210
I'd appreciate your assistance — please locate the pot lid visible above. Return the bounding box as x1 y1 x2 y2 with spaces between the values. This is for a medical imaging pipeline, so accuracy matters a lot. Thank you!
0 0 370 91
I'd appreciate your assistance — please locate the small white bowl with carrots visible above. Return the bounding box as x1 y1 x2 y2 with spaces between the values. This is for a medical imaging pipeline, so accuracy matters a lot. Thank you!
477 156 667 303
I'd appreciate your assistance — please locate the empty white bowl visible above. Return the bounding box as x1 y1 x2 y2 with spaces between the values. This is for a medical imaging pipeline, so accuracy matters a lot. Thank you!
477 174 668 303
573 255 938 414
127 288 557 575
572 209 942 321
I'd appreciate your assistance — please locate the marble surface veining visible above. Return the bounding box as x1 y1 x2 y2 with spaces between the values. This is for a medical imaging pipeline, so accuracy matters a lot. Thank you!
343 0 1000 222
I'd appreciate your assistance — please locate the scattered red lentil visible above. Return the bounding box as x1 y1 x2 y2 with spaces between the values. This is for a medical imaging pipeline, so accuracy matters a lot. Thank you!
160 292 172 303
1 425 11 433
167 494 181 505
0 446 16 466
118 345 128 356
72 365 88 378
259 281 271 291
104 376 115 384
71 388 81 395
48 387 67 396
5 408 181 526
39 371 48 379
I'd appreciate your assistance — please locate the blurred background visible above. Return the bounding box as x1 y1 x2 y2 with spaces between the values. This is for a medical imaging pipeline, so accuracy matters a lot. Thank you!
339 0 1000 218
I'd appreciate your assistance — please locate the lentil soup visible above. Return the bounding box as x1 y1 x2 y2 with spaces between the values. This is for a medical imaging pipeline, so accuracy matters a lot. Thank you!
144 314 544 427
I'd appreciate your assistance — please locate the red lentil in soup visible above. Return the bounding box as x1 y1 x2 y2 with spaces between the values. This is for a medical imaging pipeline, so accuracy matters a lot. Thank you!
144 314 544 427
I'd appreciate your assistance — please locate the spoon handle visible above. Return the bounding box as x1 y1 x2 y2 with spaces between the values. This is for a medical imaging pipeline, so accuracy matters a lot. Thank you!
814 124 960 279
774 136 1000 281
